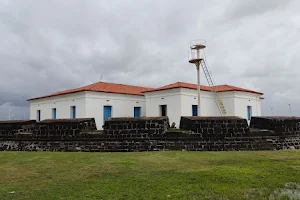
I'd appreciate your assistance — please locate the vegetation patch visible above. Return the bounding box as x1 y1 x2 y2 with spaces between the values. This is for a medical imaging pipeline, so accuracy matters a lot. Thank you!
0 150 299 200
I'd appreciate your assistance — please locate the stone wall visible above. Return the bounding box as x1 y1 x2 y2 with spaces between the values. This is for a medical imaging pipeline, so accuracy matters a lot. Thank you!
0 116 300 152
250 116 300 136
1 135 299 152
103 116 169 138
33 118 97 139
0 120 36 138
0 118 96 140
179 116 250 138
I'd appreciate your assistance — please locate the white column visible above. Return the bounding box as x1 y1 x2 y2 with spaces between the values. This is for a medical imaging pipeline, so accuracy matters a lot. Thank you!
196 63 201 116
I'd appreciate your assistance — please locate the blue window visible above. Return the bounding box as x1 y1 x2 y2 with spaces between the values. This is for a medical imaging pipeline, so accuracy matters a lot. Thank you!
247 106 252 120
192 105 198 116
52 108 56 119
37 110 41 122
103 106 112 123
134 107 141 117
71 106 76 118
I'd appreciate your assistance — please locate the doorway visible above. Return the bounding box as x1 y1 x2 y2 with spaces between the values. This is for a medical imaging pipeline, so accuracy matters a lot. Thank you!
134 107 141 117
160 105 167 116
192 105 198 116
103 106 112 123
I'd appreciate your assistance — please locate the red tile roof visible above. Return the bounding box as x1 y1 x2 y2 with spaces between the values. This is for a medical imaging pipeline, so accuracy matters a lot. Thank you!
142 82 263 95
28 81 263 101
27 82 154 101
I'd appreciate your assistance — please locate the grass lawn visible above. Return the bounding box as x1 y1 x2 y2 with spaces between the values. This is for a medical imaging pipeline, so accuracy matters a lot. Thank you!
0 150 300 200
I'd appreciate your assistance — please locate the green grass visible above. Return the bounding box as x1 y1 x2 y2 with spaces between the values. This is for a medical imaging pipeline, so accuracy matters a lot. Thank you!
0 150 300 200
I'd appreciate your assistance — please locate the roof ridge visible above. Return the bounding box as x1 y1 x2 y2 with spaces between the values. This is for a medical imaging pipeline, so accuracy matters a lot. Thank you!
174 81 209 87
100 81 153 89
223 84 235 89
225 84 248 90
28 81 263 101
143 81 263 95
85 81 103 90
157 82 179 88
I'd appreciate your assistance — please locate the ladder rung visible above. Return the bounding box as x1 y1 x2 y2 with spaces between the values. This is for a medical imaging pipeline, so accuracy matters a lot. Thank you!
201 60 227 116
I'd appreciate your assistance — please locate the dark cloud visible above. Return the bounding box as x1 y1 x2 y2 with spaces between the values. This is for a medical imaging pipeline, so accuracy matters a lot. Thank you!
0 0 299 120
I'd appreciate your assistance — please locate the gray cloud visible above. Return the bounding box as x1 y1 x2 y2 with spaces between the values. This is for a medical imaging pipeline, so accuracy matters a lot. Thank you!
225 0 292 20
0 0 299 120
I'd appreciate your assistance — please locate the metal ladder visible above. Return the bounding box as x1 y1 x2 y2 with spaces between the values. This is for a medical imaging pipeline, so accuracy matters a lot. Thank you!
200 59 227 116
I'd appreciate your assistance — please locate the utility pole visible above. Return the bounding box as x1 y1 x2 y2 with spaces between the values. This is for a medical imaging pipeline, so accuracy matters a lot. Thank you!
196 62 201 116
8 106 11 120
189 40 206 116
271 107 273 116
288 104 292 116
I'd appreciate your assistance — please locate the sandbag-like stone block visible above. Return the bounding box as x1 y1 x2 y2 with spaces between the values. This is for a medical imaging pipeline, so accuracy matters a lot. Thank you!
0 120 36 137
103 117 169 136
179 116 249 137
250 116 300 135
33 118 97 138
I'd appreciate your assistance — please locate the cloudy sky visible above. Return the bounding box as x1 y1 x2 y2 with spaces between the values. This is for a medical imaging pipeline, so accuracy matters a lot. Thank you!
0 0 299 119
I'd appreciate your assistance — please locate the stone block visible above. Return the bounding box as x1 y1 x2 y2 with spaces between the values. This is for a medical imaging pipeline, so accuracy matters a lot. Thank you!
250 117 300 135
0 120 36 137
103 117 169 137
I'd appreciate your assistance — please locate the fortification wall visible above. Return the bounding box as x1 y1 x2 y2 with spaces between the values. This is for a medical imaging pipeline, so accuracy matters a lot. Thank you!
250 116 300 136
179 116 250 138
0 116 299 152
103 117 169 138
0 120 36 137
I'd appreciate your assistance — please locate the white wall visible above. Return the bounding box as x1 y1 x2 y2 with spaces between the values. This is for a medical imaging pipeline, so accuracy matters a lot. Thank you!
145 88 233 127
181 88 220 117
144 88 263 127
29 92 86 121
29 89 262 130
180 89 262 120
29 91 146 130
180 89 238 117
85 92 146 129
217 92 236 116
145 88 182 128
233 92 262 122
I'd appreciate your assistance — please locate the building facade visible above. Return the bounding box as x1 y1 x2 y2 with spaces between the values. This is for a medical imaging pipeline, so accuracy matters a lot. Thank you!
28 81 263 129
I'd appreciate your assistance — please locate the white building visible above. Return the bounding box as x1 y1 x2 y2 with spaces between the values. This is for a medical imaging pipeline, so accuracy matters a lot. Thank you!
28 81 264 129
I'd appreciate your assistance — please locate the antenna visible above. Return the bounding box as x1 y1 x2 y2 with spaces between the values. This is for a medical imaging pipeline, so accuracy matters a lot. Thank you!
100 76 103 81
8 106 11 120
188 39 227 116
0 102 13 120
188 39 206 116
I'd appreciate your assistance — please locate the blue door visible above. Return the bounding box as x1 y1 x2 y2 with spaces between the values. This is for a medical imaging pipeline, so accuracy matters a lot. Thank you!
37 110 41 122
134 107 141 117
52 108 56 119
71 106 76 118
104 106 112 123
247 106 252 120
192 105 198 116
